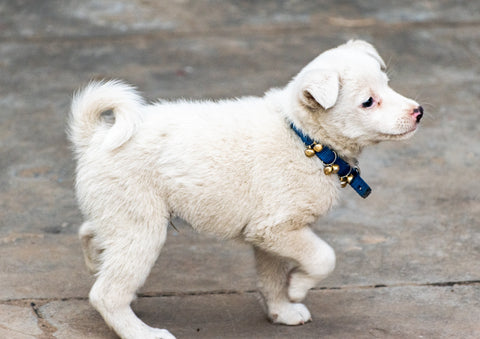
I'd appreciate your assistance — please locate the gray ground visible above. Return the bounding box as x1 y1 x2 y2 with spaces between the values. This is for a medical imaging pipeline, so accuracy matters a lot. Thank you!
1 1 479 338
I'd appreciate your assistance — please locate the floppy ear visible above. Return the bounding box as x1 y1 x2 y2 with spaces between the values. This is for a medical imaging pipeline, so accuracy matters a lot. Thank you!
345 39 386 69
298 69 339 110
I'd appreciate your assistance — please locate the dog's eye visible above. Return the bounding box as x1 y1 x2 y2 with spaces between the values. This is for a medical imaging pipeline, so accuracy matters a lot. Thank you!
362 97 374 108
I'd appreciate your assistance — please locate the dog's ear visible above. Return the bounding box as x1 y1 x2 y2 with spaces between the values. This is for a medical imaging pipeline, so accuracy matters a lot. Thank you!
345 40 386 70
298 69 339 110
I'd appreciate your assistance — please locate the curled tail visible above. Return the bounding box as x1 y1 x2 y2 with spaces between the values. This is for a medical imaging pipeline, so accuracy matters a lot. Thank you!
68 80 145 154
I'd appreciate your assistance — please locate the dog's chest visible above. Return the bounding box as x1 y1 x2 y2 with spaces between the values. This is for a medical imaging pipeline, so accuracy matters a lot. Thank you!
301 169 339 213
271 155 340 219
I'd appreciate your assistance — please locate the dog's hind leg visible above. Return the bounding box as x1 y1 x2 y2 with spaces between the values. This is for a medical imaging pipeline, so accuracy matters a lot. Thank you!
254 247 312 325
88 216 175 339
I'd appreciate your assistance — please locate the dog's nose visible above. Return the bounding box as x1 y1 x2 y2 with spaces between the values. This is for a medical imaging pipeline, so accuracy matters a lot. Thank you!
412 106 423 123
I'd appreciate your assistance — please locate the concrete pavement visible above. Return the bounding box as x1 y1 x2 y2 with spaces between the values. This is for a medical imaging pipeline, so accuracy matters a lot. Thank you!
1 1 479 338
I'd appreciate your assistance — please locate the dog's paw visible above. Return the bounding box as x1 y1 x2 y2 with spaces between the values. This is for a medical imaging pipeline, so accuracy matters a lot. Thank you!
269 302 312 326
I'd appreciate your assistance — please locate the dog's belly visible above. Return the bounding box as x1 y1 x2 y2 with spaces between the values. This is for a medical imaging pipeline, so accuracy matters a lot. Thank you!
169 175 338 239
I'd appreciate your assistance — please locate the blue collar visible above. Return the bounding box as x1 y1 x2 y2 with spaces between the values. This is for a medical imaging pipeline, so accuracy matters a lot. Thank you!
290 122 371 198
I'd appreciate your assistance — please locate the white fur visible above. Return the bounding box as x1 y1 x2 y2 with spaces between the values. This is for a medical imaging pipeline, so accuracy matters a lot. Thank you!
69 40 421 339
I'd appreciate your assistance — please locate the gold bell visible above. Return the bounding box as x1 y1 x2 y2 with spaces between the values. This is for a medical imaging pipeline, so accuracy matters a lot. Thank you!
346 174 355 184
312 143 323 152
340 177 348 188
331 164 340 174
324 166 333 175
304 148 316 157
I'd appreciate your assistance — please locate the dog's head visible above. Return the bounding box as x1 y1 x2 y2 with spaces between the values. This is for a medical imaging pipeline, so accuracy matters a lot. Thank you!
287 40 422 156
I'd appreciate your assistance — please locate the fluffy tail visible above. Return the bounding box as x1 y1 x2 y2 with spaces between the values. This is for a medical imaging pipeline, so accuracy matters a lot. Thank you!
68 80 145 154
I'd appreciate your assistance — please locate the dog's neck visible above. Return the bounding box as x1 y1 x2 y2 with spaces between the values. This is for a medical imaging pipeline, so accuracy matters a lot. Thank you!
289 122 371 198
302 124 363 165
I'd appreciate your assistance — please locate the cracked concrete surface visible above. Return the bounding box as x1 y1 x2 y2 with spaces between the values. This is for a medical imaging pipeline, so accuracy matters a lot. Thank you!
0 302 43 338
1 0 479 338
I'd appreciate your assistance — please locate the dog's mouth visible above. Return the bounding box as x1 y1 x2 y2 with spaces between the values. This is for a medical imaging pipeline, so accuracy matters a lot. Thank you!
382 126 418 140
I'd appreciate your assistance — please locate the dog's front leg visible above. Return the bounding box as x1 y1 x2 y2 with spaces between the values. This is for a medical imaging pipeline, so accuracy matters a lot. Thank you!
285 227 336 303
252 226 335 310
254 246 312 325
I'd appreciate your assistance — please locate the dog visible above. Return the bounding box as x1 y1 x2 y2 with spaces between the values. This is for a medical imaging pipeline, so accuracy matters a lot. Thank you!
69 40 422 339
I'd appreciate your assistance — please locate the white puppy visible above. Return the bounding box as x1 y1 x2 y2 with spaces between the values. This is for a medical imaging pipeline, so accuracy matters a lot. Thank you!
69 40 422 339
